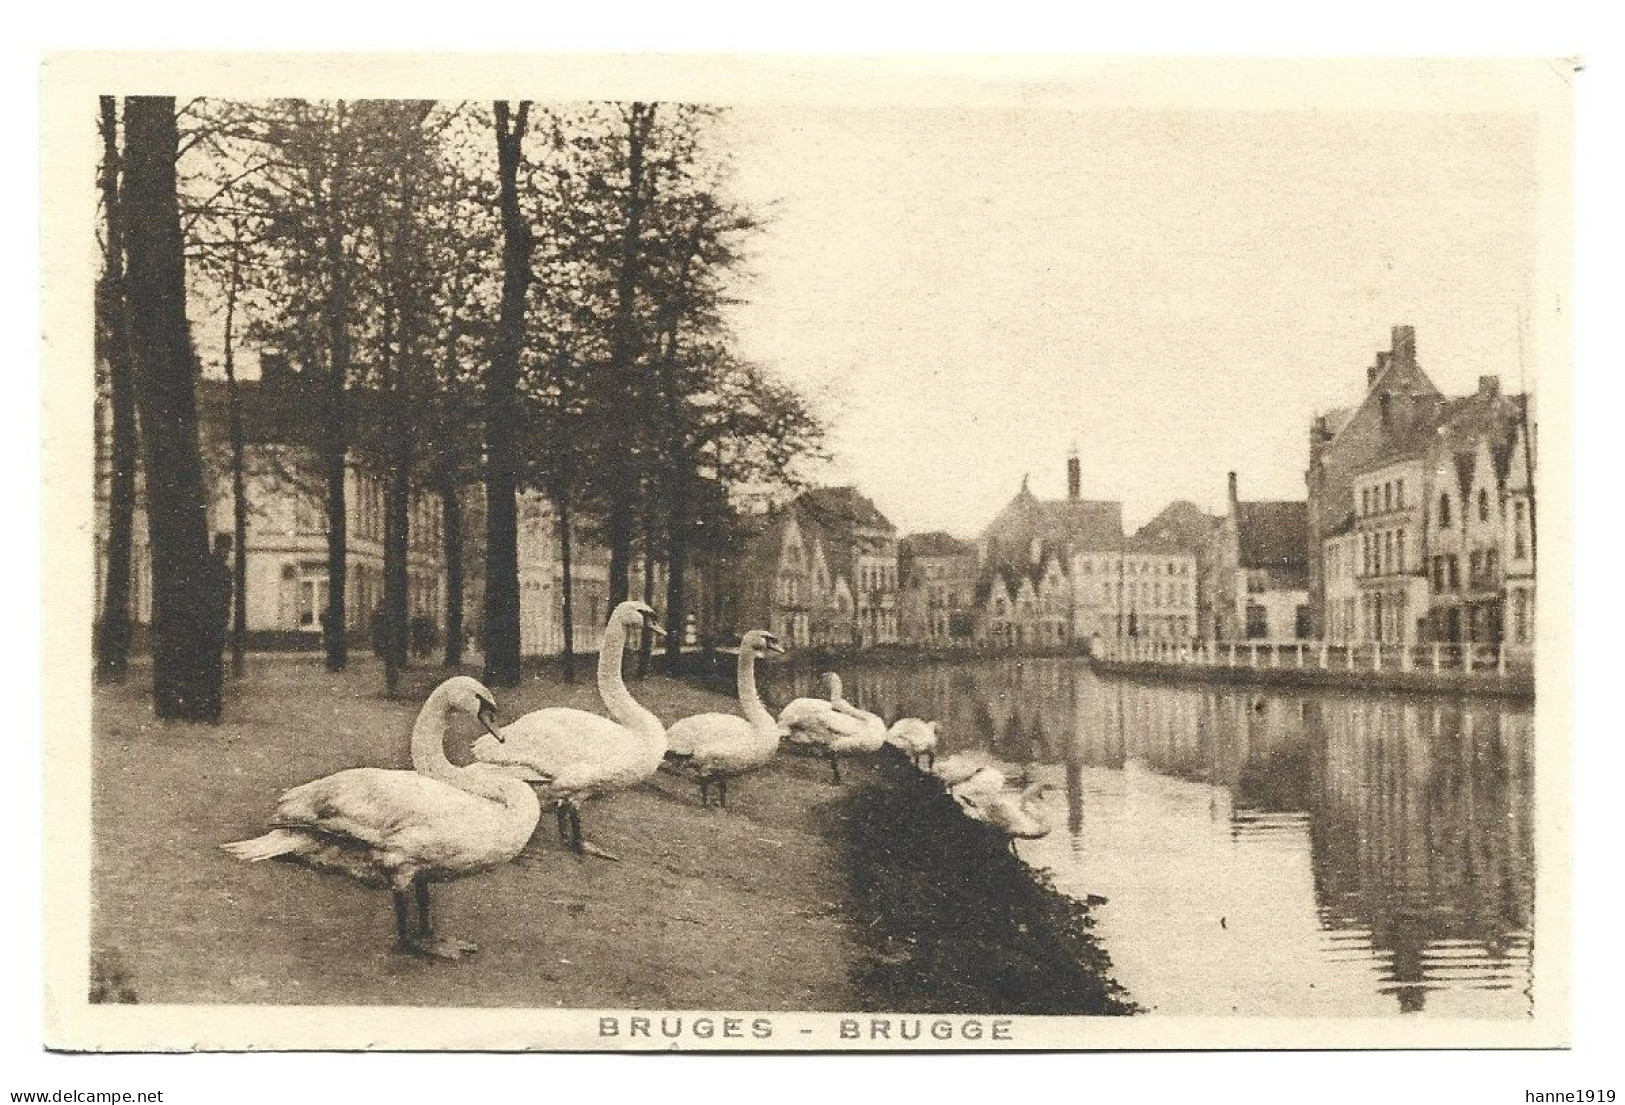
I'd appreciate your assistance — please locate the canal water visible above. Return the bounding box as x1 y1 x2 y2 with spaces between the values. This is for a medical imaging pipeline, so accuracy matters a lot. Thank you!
763 657 1535 1018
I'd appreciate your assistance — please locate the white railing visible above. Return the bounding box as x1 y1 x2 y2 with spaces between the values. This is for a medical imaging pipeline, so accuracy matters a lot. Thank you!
1094 637 1532 678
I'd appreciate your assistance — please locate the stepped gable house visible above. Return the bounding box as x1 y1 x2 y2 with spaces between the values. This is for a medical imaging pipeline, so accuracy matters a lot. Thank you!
1308 324 1534 651
1305 324 1442 636
735 486 899 648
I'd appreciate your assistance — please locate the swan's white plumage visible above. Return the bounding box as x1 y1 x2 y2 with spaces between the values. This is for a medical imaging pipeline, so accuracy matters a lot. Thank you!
885 718 939 761
472 601 667 804
221 676 540 895
665 630 784 786
932 749 998 788
956 781 1056 841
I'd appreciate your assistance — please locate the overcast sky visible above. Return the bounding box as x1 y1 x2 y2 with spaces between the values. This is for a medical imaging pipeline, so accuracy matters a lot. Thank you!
721 104 1542 537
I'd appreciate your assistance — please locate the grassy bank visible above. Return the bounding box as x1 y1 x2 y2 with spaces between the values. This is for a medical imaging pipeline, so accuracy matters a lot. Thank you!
90 658 859 1010
90 656 1132 1015
838 747 1138 1015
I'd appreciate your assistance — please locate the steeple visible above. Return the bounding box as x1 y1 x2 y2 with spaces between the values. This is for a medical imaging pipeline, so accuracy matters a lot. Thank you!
1067 443 1081 501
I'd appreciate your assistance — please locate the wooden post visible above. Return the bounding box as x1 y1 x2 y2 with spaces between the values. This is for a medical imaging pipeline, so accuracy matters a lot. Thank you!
1433 643 1442 673
1498 644 1507 677
1375 641 1382 671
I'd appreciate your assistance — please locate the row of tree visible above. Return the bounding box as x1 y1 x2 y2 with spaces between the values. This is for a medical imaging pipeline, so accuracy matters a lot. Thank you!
94 96 824 719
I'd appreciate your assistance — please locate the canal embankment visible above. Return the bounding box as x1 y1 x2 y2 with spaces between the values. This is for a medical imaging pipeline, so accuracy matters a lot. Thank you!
1088 640 1533 701
92 656 1129 1013
837 746 1137 1015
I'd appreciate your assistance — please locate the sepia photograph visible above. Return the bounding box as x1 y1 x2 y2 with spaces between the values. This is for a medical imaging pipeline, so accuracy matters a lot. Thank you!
38 52 1572 1053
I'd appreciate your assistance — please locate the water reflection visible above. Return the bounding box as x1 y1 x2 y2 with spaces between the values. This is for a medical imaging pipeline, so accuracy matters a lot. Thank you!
765 659 1534 1017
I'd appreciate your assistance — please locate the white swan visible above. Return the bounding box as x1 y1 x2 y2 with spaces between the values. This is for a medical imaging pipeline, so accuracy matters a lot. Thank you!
221 676 538 960
663 629 786 807
779 671 884 783
931 748 999 789
956 779 1059 854
948 763 1009 800
472 600 666 862
777 672 861 738
885 717 940 769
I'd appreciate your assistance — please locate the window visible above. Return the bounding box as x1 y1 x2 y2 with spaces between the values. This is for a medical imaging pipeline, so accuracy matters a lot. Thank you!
1438 493 1452 528
1383 531 1394 575
1514 501 1528 559
1396 479 1405 508
1448 555 1460 591
1245 604 1267 639
1295 605 1312 639
1361 488 1370 516
1396 530 1406 573
1361 534 1371 576
1383 482 1393 512
1478 488 1490 523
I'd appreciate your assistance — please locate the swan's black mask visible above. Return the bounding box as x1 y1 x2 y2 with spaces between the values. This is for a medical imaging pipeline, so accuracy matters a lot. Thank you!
476 697 503 743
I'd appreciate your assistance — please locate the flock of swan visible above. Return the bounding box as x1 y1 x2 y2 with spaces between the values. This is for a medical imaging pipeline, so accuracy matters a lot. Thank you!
222 600 1057 959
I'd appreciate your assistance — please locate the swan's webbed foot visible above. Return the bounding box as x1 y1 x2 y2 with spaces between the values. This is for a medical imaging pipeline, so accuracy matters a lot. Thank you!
578 841 621 862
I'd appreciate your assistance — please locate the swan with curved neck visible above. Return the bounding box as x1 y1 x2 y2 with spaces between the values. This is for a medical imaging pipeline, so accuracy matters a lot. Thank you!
664 630 786 807
472 600 666 861
955 778 1059 854
221 676 539 959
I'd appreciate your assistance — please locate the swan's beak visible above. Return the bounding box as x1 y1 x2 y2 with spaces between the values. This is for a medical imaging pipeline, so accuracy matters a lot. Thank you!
644 619 667 640
764 637 786 655
478 702 504 743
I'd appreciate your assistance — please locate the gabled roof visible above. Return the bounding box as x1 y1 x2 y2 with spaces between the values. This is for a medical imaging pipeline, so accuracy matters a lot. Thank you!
899 531 975 559
792 486 896 587
980 480 1124 562
1133 500 1222 552
1236 500 1309 573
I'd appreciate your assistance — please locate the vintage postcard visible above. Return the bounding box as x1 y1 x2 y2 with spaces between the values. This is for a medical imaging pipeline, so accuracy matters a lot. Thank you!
41 53 1573 1051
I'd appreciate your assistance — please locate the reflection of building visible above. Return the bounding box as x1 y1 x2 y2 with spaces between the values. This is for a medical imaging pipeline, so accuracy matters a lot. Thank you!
897 531 977 643
1207 471 1310 642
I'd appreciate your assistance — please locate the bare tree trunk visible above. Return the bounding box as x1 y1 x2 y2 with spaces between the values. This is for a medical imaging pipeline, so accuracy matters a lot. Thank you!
95 96 137 685
123 96 222 721
556 490 576 684
381 295 410 696
637 516 656 676
605 103 654 607
321 103 352 672
482 100 531 688
441 483 464 667
222 217 249 677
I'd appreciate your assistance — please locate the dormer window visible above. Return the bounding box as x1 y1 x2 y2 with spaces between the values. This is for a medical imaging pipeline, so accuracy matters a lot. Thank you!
1478 488 1490 523
1438 493 1452 528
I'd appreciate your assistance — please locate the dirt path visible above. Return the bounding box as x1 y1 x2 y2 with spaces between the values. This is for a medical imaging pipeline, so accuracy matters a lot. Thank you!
91 658 862 1009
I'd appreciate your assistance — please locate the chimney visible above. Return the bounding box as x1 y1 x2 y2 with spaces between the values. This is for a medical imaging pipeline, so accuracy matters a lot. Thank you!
1067 446 1081 501
1227 471 1239 509
1368 351 1390 389
1391 325 1416 369
1478 374 1500 397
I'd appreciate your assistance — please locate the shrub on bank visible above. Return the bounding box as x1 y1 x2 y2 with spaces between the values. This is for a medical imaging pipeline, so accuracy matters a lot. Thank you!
839 746 1139 1015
